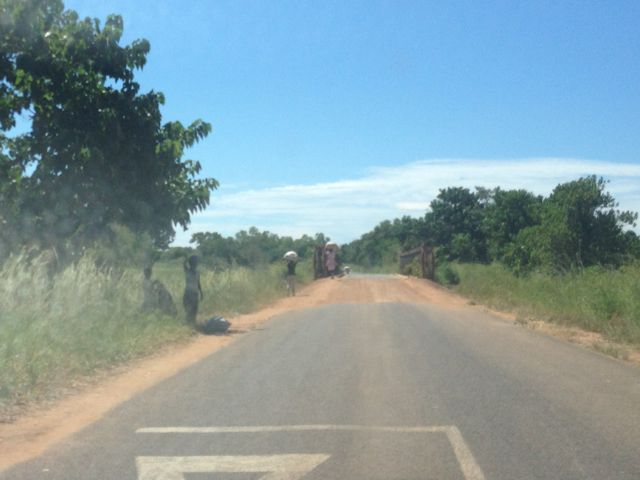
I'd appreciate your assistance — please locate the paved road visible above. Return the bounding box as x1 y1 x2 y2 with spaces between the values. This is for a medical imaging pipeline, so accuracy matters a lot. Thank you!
2 291 639 478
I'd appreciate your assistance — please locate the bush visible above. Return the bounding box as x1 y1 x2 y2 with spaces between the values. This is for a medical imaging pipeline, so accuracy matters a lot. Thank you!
436 262 460 286
400 257 422 277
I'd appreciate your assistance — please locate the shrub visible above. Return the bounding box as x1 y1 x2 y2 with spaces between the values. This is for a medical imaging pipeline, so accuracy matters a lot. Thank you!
436 262 460 286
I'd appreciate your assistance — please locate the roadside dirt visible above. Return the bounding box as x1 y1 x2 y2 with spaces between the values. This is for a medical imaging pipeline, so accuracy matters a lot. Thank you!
0 274 636 472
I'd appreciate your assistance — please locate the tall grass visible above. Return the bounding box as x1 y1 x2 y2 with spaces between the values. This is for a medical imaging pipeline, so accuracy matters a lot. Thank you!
152 258 312 316
0 254 310 416
453 262 640 345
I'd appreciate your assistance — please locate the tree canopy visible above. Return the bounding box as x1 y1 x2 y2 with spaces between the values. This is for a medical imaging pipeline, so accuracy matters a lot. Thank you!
340 216 426 269
0 0 217 259
188 228 329 269
342 176 639 274
506 176 638 273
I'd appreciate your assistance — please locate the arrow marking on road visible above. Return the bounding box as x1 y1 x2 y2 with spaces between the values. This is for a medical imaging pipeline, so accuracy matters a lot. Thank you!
136 454 330 480
136 424 486 480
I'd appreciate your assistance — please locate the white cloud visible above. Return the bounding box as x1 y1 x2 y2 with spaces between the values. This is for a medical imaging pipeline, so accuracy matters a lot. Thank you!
395 202 432 211
173 158 640 246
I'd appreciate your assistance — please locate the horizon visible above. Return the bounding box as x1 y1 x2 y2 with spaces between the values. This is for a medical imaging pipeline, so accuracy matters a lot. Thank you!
175 157 640 246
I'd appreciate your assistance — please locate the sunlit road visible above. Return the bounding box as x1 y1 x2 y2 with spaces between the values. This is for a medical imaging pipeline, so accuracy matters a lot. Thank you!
2 279 639 479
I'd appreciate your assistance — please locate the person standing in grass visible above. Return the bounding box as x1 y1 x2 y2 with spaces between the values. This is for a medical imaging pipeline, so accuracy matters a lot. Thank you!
286 258 297 296
183 255 203 325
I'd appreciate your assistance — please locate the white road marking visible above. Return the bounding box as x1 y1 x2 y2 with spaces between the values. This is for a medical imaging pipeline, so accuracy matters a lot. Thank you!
136 424 486 480
137 425 449 434
136 454 329 480
444 426 486 480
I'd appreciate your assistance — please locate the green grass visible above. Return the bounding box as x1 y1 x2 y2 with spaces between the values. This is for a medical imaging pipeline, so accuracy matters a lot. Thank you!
433 261 460 286
452 262 640 345
0 254 312 417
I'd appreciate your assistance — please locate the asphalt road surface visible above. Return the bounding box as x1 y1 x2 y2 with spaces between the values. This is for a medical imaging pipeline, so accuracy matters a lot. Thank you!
2 278 639 479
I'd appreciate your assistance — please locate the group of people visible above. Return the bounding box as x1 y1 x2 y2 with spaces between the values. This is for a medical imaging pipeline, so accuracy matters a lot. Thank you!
143 243 341 324
284 243 341 297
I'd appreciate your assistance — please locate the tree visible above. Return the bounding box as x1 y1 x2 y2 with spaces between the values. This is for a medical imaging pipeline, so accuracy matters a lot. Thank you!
341 216 427 268
341 177 638 274
189 228 328 270
505 176 637 273
426 187 487 262
482 188 542 260
542 176 636 269
190 231 236 268
0 0 217 259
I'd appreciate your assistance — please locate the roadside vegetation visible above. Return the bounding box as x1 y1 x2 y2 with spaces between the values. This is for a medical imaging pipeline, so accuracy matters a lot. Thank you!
0 0 218 416
453 262 640 345
342 176 640 348
0 1 322 418
0 253 190 414
0 250 313 418
2 0 639 420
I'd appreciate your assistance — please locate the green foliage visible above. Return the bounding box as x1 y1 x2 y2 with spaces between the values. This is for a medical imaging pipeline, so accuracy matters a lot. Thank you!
0 0 217 258
454 262 640 345
189 228 327 269
482 188 542 260
89 223 156 268
151 258 312 317
541 176 636 270
343 176 639 276
0 250 305 417
427 187 487 262
449 233 478 262
341 216 426 268
0 251 191 414
400 257 422 277
502 225 545 275
435 261 460 286
503 177 638 274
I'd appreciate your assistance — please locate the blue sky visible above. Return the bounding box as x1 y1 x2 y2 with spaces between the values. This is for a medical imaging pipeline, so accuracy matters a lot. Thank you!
65 0 640 244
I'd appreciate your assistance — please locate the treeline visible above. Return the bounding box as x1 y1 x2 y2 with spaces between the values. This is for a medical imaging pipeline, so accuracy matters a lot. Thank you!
162 228 330 269
342 176 640 274
341 216 427 269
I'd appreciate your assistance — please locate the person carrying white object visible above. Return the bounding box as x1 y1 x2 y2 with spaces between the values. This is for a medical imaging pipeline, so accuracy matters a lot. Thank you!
283 250 298 261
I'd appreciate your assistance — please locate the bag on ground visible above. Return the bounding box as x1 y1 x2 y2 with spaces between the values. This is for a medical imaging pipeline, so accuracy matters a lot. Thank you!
200 316 231 334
